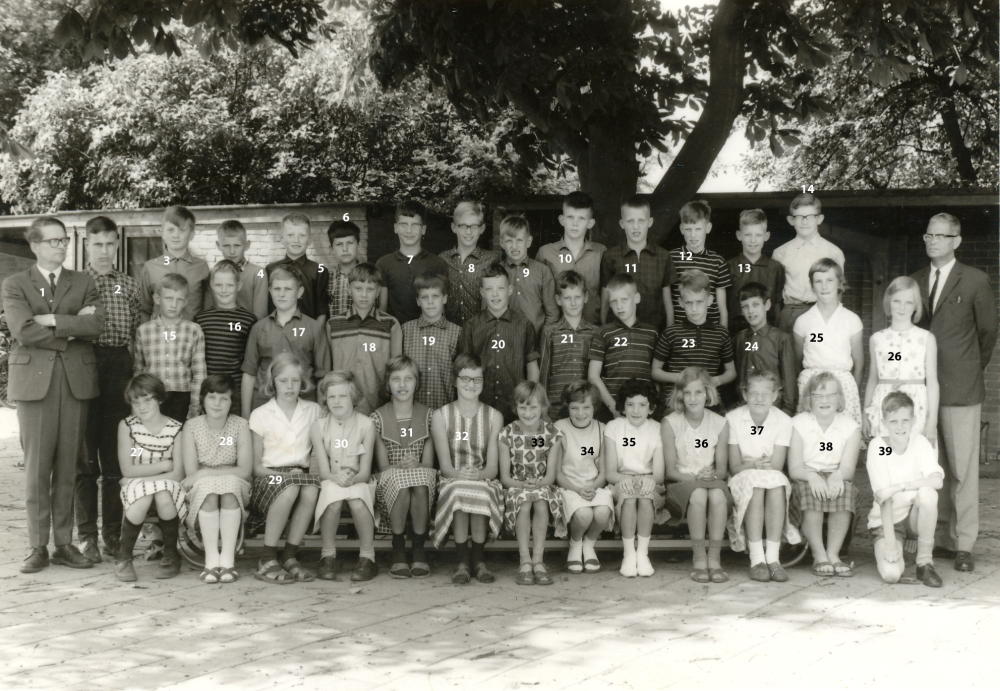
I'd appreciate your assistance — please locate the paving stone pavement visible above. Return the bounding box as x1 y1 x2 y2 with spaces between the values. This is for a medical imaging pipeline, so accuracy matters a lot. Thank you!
0 407 998 689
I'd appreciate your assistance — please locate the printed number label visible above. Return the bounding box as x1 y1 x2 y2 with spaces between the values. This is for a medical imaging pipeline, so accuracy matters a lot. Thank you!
625 263 637 272
802 184 816 193
257 269 265 278
750 426 764 435
530 437 545 448
39 288 44 296
114 285 122 294
559 254 572 263
694 439 708 448
738 263 751 273
164 256 171 265
228 322 242 331
522 268 530 277
681 339 695 348
130 448 141 457
407 255 413 264
343 213 350 221
400 428 412 437
820 441 833 451
888 352 901 361
455 431 469 441
292 327 305 337
745 342 758 351
318 264 325 273
809 333 824 342
679 251 693 261
581 446 594 455
878 446 892 456
422 336 436 346
363 342 377 352
561 334 574 344
491 339 505 349
333 439 349 448
614 337 628 347
164 331 176 341
468 263 475 272
219 437 234 446
622 438 636 447
268 475 283 485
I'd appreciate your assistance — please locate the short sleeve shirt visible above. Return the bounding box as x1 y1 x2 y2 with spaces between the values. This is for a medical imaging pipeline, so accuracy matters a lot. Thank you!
772 235 845 304
669 247 730 325
793 304 863 371
554 418 605 487
725 405 793 460
539 317 598 417
326 307 403 416
248 398 323 469
865 434 943 527
792 412 859 473
401 315 461 411
663 410 726 476
589 319 658 400
605 417 662 476
241 310 331 397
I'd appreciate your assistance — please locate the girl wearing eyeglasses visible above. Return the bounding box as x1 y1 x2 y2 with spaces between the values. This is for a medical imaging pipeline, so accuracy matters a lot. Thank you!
430 353 504 585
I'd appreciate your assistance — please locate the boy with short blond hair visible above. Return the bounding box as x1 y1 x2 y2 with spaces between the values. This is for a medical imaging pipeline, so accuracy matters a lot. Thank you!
326 220 362 319
402 271 461 410
376 200 448 325
266 212 329 324
773 193 846 332
536 191 606 325
139 205 209 323
499 214 559 334
439 201 501 325
206 219 268 320
600 195 676 331
727 209 784 336
669 200 730 328
539 270 598 420
458 261 540 425
327 263 403 415
133 273 207 422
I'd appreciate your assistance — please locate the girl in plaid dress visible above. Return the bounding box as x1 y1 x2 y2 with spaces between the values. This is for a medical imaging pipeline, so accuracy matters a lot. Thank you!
662 367 732 584
431 354 505 585
372 356 437 579
499 382 566 586
181 375 252 584
248 353 323 584
115 374 186 583
788 371 863 578
725 371 801 584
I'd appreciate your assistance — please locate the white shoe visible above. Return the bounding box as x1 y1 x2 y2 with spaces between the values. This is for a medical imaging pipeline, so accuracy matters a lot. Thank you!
620 551 638 578
636 552 655 577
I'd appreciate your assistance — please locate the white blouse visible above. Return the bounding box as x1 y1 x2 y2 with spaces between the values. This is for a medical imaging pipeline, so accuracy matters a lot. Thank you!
249 398 323 469
792 412 859 473
726 406 793 460
663 410 726 476
605 417 662 476
794 303 863 371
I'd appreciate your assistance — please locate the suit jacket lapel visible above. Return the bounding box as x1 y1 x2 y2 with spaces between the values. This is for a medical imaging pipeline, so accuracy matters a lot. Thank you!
52 271 72 310
28 267 52 313
934 262 963 310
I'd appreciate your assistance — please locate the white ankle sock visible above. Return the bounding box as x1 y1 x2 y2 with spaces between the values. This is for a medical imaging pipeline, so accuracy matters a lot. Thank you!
748 540 765 566
622 537 636 558
321 547 337 558
765 540 782 564
199 510 220 569
359 549 376 561
582 536 598 561
568 539 583 562
218 508 241 569
636 535 651 558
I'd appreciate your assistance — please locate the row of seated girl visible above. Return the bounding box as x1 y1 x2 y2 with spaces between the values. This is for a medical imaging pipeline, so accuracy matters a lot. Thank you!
113 350 878 587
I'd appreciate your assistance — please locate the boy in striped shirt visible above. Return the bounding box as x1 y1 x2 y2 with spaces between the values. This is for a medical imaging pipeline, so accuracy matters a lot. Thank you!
652 270 735 413
669 200 730 328
195 260 256 412
539 270 597 421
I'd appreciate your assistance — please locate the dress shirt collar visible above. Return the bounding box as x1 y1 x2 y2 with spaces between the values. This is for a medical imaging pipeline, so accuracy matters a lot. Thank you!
86 264 121 281
557 316 591 332
789 233 824 249
37 264 64 283
749 322 772 338
268 308 303 324
930 257 956 283
621 242 656 258
285 254 309 266
610 316 639 330
394 249 427 262
236 257 249 271
486 308 515 323
503 256 529 270
165 249 195 263
681 317 705 330
557 239 596 255
416 314 449 329
445 246 487 261
347 305 383 322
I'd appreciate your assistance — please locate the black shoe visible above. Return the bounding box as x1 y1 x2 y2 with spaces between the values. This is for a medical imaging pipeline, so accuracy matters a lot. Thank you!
155 557 181 579
79 539 103 564
21 547 49 573
351 557 378 582
51 544 94 569
115 560 137 582
954 551 975 572
932 546 957 560
317 556 338 581
916 563 943 588
102 540 120 561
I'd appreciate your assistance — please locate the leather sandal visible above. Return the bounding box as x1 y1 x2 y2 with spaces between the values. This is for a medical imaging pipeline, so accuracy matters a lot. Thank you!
566 558 584 574
515 563 535 585
708 540 728 583
282 558 315 583
689 539 710 583
410 562 431 578
198 568 221 584
254 559 293 584
533 562 553 586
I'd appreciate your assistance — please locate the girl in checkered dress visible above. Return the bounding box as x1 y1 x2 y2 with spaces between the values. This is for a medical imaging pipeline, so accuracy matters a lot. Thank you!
788 371 863 578
499 381 566 586
372 356 437 579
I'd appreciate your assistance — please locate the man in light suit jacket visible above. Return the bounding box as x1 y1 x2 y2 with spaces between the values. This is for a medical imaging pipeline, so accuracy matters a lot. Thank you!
911 213 998 572
2 217 106 573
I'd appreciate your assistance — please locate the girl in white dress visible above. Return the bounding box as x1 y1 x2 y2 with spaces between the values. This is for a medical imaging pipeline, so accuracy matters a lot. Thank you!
793 258 865 424
115 374 186 583
661 367 731 584
862 276 939 443
312 371 378 583
726 371 801 583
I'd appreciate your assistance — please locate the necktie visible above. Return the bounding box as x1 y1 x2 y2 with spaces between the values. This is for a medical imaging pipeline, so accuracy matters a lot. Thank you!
929 268 941 315
48 272 57 303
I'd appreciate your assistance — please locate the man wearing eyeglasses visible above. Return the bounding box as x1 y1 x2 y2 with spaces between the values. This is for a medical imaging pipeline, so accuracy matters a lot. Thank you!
910 212 997 573
773 193 845 333
2 217 106 573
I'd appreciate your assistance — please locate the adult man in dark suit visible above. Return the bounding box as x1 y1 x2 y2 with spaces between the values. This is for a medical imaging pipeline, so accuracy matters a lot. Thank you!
2 216 106 573
911 213 998 573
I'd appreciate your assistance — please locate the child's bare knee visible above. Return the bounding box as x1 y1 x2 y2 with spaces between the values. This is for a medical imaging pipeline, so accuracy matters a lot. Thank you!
572 508 593 525
878 559 904 584
708 489 727 507
219 494 239 510
917 486 937 505
200 493 220 511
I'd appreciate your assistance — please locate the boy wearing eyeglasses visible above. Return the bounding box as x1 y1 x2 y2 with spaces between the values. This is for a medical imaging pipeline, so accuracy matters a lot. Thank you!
376 200 448 325
440 201 500 325
772 193 845 333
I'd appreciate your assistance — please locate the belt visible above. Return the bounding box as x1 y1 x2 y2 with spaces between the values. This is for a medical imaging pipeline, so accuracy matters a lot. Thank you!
878 378 923 388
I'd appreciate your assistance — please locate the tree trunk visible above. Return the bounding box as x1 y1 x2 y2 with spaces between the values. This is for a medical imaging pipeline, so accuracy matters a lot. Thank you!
648 0 746 246
940 95 978 184
577 118 640 248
